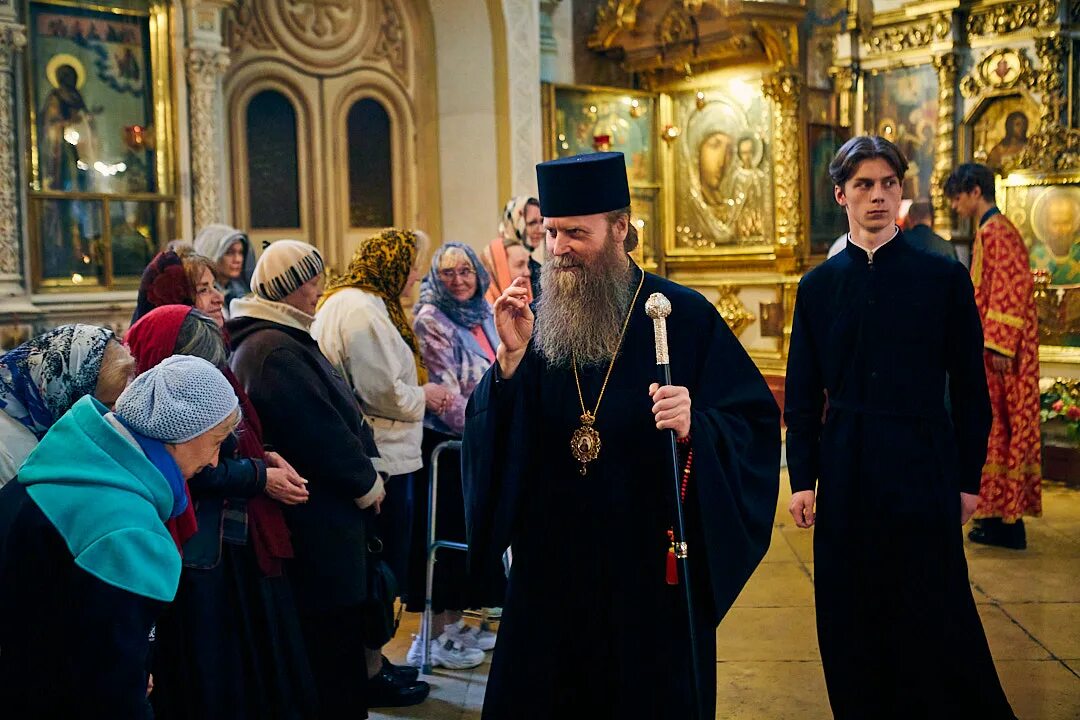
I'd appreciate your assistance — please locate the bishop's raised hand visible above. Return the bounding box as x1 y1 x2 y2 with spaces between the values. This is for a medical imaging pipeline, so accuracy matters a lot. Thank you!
494 276 534 379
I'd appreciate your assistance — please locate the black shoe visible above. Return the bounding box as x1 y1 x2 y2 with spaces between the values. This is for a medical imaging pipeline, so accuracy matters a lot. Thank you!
382 655 419 683
969 518 1026 550
367 668 430 708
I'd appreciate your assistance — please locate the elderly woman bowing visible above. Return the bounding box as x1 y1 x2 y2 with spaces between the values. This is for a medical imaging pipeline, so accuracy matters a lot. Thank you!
0 324 136 484
126 305 313 720
0 356 239 719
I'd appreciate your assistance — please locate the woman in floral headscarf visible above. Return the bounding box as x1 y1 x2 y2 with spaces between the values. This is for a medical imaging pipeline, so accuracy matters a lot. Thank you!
311 228 439 706
0 324 135 483
496 196 544 301
403 242 504 670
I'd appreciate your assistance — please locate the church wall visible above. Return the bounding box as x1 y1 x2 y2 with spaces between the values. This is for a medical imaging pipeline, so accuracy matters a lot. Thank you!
432 0 504 249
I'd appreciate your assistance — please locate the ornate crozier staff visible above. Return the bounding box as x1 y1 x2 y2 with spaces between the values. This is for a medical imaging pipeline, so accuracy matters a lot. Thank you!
645 291 703 720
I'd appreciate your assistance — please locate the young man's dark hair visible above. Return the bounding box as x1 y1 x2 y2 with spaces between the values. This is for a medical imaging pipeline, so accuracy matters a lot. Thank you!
828 135 909 187
943 162 996 201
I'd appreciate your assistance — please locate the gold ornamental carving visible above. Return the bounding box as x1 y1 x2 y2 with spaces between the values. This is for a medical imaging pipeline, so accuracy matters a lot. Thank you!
229 0 275 53
588 0 643 51
762 70 804 252
930 54 958 234
960 48 1036 99
865 14 950 55
829 65 860 128
1004 35 1078 173
0 21 26 277
965 0 1059 37
715 284 755 337
365 0 406 79
187 48 231 234
656 3 697 61
1033 34 1067 127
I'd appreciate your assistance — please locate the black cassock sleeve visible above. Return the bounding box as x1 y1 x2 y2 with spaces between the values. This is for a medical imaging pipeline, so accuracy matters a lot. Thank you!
461 350 535 585
783 279 825 494
687 309 781 622
944 263 992 495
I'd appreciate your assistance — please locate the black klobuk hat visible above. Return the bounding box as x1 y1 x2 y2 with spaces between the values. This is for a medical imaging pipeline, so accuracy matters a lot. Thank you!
535 152 631 218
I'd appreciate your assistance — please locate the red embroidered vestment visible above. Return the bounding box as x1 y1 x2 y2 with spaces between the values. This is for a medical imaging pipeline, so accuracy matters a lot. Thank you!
971 212 1042 521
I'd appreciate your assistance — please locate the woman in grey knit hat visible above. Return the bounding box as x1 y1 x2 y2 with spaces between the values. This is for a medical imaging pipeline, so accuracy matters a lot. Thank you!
0 356 239 719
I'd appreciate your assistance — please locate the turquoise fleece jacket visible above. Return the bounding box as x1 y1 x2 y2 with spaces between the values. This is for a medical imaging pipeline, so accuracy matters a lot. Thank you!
18 396 182 602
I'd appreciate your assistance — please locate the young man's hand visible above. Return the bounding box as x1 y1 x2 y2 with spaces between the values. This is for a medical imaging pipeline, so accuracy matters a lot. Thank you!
789 490 816 529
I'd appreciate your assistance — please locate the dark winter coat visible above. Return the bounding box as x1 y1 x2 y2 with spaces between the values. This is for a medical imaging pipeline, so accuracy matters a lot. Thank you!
227 314 380 612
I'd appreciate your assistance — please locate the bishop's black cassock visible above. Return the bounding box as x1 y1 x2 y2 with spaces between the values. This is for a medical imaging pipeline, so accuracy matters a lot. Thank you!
785 233 1015 719
463 265 779 719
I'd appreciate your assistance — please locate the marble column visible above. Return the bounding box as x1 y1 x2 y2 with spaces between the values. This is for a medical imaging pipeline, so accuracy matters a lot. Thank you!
186 47 230 234
502 0 542 196
0 20 26 286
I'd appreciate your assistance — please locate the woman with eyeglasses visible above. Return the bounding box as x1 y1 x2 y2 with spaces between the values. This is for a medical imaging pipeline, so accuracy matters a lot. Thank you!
404 242 504 670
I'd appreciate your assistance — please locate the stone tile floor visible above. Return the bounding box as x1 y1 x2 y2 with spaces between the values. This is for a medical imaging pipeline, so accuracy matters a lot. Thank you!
374 478 1080 719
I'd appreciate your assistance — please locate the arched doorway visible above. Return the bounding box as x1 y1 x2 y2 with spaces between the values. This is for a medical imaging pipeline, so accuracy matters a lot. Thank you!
224 0 439 271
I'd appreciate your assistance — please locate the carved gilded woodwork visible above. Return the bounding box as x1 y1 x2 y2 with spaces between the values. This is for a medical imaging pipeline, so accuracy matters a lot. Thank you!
0 21 26 279
656 3 695 61
588 0 643 51
1004 36 1076 174
829 65 859 128
1033 34 1068 128
589 1 803 80
960 48 1036 100
715 283 755 337
864 14 950 55
930 54 958 235
762 69 804 253
965 0 1059 37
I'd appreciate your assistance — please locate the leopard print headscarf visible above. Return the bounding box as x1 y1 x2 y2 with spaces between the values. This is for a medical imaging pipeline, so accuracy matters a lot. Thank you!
321 229 427 383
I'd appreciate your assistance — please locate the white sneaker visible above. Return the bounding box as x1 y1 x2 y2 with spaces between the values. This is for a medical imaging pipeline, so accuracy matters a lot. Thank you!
446 619 497 652
405 632 485 670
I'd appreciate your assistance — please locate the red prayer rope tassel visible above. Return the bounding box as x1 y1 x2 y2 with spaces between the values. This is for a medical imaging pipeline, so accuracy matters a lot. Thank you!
667 438 693 585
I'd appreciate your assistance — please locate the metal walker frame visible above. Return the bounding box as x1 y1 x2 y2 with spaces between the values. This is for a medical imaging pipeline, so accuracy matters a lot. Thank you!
419 440 467 674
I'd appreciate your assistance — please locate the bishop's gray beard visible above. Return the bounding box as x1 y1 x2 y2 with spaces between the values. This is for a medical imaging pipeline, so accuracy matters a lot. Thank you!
534 235 633 369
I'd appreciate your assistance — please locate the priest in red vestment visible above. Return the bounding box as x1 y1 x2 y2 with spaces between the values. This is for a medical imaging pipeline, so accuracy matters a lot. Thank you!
945 163 1042 549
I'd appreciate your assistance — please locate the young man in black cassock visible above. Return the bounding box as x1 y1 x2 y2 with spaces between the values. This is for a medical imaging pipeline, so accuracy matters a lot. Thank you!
462 152 779 719
784 135 1015 719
